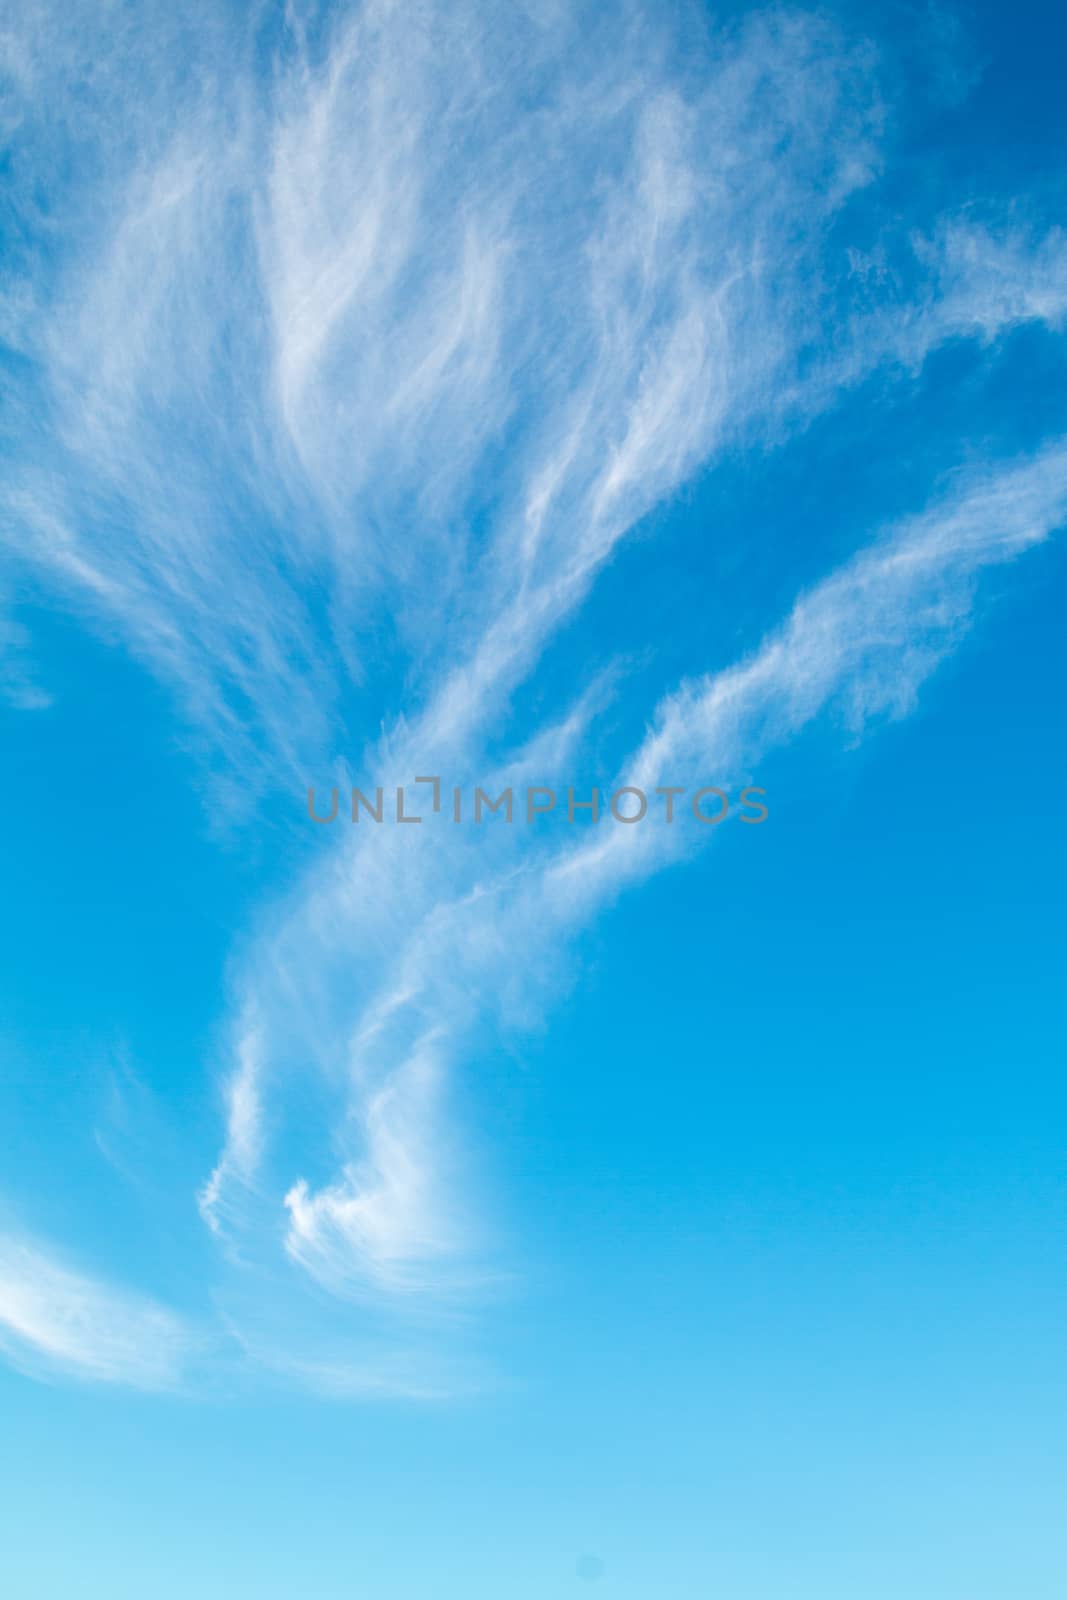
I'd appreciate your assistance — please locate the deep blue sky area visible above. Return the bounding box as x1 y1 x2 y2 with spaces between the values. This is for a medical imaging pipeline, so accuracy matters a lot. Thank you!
1 1 1066 1596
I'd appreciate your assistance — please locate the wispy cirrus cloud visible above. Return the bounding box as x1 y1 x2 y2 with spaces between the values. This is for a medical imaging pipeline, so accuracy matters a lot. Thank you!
191 2 1067 1329
213 440 1065 1320
549 439 1067 909
0 1 879 778
0 604 50 710
3 0 1067 1395
0 1230 191 1390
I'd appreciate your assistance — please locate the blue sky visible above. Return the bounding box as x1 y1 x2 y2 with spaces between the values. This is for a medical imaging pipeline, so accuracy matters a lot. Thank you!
2 0 1067 1594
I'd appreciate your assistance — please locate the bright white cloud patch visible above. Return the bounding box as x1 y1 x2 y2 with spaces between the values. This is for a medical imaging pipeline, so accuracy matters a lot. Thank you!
0 1232 190 1390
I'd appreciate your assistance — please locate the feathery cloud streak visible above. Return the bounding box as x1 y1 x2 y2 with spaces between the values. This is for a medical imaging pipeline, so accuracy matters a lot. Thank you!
6 1 1046 775
210 443 1067 1310
0 1231 190 1390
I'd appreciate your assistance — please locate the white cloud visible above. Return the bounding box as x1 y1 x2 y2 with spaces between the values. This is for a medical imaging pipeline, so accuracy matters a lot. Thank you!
283 1031 472 1298
209 440 1067 1316
0 2 884 789
3 0 1067 1389
545 440 1067 910
3 3 1061 791
0 1231 191 1390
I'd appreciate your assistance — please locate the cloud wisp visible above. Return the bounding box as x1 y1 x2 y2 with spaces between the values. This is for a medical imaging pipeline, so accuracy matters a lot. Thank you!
0 1230 191 1391
207 441 1067 1329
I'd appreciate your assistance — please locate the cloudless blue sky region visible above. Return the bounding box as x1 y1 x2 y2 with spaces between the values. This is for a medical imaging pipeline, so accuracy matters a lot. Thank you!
1 0 1066 1594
